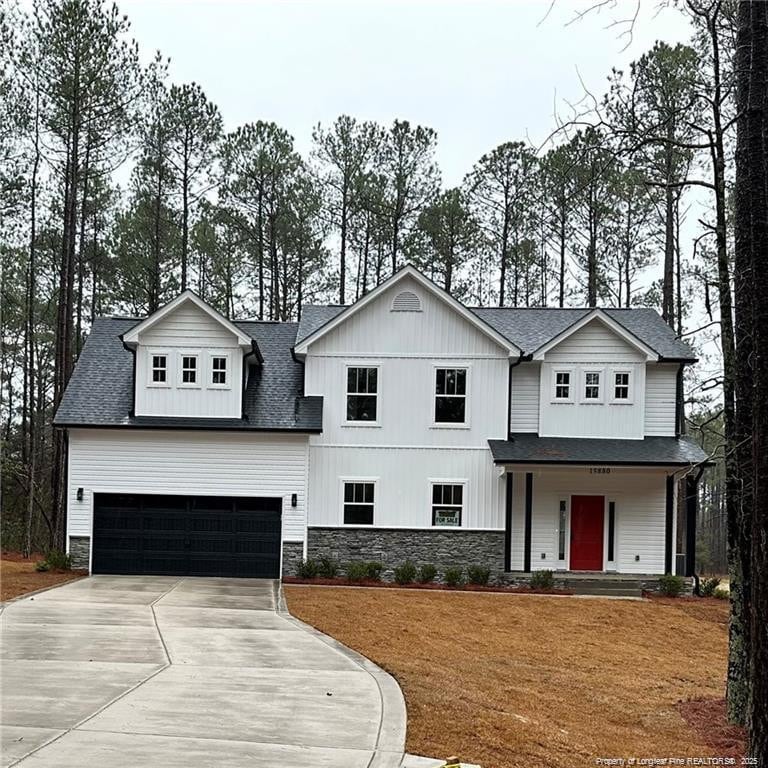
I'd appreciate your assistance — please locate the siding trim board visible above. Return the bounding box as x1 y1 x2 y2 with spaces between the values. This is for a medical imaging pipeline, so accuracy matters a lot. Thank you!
665 475 674 574
523 473 533 572
504 472 513 571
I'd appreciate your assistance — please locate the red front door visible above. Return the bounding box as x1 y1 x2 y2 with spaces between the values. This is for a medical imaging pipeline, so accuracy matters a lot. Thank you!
570 495 604 571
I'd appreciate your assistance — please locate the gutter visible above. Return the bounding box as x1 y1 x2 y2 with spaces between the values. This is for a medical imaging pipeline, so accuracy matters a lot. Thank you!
119 335 137 417
241 340 262 420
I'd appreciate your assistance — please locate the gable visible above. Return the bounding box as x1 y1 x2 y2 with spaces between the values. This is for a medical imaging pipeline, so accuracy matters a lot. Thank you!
139 302 241 348
543 318 648 363
306 275 512 357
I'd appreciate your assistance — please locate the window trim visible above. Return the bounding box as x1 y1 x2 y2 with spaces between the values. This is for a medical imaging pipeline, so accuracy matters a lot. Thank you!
551 367 575 404
429 478 467 528
431 364 471 429
339 476 378 526
609 368 633 404
147 348 171 388
207 351 232 390
343 363 381 427
177 351 201 389
580 367 605 404
557 498 568 567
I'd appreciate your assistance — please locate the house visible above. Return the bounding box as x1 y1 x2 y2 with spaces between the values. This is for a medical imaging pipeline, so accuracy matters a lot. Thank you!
54 265 708 582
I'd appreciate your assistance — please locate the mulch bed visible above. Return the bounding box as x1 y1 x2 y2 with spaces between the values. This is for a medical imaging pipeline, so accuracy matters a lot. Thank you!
282 576 573 595
1 552 87 602
677 698 746 759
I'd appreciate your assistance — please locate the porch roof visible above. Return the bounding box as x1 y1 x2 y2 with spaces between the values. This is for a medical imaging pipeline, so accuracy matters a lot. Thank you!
488 434 710 467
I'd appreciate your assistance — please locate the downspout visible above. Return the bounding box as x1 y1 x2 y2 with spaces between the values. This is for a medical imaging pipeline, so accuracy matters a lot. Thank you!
120 337 137 417
241 340 262 421
507 351 530 440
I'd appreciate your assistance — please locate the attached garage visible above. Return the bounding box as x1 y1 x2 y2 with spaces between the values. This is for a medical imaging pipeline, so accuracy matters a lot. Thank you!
92 493 282 578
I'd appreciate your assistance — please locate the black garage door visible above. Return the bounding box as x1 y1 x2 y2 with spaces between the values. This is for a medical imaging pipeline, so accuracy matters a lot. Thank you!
92 494 282 578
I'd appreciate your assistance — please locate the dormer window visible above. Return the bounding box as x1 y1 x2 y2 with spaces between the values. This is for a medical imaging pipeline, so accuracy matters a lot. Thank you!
211 355 228 387
180 354 198 386
151 354 167 384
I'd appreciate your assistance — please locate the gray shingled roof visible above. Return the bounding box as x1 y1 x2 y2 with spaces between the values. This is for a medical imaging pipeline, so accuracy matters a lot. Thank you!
54 317 322 432
296 304 696 361
488 434 709 466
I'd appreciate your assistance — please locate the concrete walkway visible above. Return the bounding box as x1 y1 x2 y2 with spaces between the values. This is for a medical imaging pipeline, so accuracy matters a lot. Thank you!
1 576 406 767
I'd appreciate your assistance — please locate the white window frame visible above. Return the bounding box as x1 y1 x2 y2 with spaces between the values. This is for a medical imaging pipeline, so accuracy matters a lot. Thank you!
147 348 171 388
207 351 231 390
432 365 471 428
428 478 467 528
177 351 201 388
339 476 378 526
551 367 574 403
343 363 381 427
580 367 604 404
557 498 569 570
610 368 633 404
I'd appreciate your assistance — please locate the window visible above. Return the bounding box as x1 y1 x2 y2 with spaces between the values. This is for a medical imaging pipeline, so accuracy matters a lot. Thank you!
558 500 567 561
151 354 167 384
211 356 228 386
583 370 602 401
346 367 378 422
613 371 631 401
434 368 467 424
181 355 198 385
343 482 375 525
553 370 572 401
432 483 463 527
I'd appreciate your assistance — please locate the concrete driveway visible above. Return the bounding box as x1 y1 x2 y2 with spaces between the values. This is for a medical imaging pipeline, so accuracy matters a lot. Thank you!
1 576 405 767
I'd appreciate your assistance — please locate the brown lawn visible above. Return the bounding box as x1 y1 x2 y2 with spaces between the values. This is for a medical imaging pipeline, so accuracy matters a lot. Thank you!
1 552 86 602
285 586 730 768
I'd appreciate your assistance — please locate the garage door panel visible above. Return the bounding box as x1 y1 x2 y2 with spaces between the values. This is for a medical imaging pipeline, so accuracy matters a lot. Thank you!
92 494 281 578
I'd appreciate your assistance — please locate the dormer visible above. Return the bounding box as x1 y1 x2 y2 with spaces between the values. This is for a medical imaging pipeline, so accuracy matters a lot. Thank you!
121 291 257 419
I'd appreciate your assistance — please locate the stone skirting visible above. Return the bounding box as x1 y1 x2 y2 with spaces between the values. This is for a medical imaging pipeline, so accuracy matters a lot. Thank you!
306 526 505 581
69 536 90 569
281 541 304 578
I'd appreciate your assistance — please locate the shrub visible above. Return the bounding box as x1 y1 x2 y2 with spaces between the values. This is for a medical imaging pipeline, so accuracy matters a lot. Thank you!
35 560 50 572
35 550 71 572
393 560 417 585
296 558 318 579
443 566 464 587
699 576 721 597
713 587 729 600
529 569 554 590
317 555 340 579
467 564 491 586
364 561 384 581
417 563 437 583
658 573 685 597
345 561 369 582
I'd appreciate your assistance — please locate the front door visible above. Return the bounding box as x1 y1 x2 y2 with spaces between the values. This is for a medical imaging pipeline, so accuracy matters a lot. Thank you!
570 495 604 571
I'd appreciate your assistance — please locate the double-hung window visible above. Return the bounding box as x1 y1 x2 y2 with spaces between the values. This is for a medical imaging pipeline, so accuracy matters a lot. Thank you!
431 483 464 527
150 353 168 384
211 355 228 387
552 370 572 402
343 481 375 525
612 370 631 402
582 370 602 402
346 367 378 422
434 368 467 424
180 354 198 386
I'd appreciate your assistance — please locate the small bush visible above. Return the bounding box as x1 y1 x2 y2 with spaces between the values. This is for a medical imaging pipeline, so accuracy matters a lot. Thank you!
713 587 729 600
35 550 71 572
443 566 464 587
296 558 319 579
467 564 491 586
317 555 340 579
699 576 721 597
35 561 50 572
529 569 554 590
658 573 685 597
364 561 384 581
393 560 417 585
417 563 437 583
345 561 369 582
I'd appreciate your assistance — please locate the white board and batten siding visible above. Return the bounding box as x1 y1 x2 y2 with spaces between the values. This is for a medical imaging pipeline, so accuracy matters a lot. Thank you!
134 302 244 419
644 364 679 436
67 429 309 544
508 468 672 574
509 362 540 433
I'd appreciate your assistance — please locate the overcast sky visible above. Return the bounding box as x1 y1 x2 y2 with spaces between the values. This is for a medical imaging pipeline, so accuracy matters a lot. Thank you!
120 0 693 186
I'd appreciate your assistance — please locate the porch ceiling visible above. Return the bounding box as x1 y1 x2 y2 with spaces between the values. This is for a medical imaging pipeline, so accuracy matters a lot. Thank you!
488 434 710 467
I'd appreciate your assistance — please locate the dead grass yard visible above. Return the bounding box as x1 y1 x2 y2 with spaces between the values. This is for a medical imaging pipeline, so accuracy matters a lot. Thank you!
285 586 729 768
1 552 86 602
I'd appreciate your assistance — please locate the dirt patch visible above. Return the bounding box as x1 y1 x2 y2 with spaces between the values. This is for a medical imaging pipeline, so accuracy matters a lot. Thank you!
286 587 728 768
1 553 86 602
677 698 746 759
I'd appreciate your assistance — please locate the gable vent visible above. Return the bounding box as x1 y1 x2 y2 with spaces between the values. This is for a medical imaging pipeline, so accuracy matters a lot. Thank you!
391 290 422 312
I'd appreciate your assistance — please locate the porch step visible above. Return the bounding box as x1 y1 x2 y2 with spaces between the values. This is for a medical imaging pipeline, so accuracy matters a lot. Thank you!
561 579 643 597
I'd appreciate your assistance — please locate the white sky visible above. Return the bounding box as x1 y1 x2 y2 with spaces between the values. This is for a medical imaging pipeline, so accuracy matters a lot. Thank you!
120 0 693 186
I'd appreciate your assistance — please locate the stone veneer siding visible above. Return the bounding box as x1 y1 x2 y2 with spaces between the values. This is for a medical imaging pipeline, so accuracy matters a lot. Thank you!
282 541 304 578
69 536 90 570
307 526 505 581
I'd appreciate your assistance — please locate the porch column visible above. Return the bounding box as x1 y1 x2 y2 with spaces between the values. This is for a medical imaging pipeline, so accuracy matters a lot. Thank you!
504 472 513 572
524 472 533 572
665 475 674 574
685 474 698 578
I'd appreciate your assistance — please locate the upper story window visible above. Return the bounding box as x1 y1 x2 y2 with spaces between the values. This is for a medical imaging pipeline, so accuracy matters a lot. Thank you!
343 481 375 524
434 368 467 424
612 370 631 402
210 355 228 387
582 370 602 402
552 370 573 402
180 354 198 386
432 483 464 527
346 367 378 422
151 354 168 384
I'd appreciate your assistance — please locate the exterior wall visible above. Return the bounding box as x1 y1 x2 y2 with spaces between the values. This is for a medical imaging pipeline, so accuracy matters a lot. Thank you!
545 319 648 363
281 542 304 577
508 467 674 575
306 527 505 580
509 362 539 433
135 303 243 419
644 363 679 436
66 429 310 566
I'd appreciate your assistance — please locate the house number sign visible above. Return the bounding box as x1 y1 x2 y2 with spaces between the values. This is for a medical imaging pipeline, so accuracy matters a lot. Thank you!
589 467 611 474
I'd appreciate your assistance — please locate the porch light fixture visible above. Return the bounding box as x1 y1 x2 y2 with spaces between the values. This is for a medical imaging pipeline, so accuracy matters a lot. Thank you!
76 487 84 501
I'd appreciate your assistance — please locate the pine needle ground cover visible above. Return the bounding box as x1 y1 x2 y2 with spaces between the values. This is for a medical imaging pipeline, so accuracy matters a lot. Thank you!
285 586 729 768
1 552 86 601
